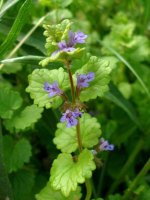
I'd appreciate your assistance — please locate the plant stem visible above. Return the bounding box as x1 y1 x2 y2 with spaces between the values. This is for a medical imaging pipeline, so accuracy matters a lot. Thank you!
66 62 75 103
123 158 150 200
76 121 83 152
108 138 144 194
66 61 92 200
85 179 92 200
108 139 144 194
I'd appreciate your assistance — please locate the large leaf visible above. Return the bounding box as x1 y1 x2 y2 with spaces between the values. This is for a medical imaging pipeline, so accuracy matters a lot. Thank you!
0 0 32 57
26 68 69 109
3 136 32 173
10 169 35 200
50 149 95 196
4 105 43 132
36 180 81 200
75 56 114 102
54 113 101 153
0 88 22 119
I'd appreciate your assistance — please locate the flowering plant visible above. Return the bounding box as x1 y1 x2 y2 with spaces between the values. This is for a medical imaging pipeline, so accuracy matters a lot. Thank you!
26 19 114 199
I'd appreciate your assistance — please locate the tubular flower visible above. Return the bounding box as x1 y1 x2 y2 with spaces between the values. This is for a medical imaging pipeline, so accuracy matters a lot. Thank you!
77 72 95 89
44 81 63 97
52 30 87 56
99 138 114 151
60 108 83 128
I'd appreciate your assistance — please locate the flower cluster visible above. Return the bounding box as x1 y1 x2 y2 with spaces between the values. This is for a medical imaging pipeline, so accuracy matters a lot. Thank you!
60 108 83 128
52 31 87 56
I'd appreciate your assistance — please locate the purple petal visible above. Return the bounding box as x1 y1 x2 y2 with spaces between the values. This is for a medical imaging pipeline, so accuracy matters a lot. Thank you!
58 41 67 50
74 31 88 44
87 72 95 82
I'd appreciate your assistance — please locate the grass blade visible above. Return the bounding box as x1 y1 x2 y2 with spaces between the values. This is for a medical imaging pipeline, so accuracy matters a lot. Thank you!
0 0 32 57
105 83 141 128
100 41 150 99
0 0 19 18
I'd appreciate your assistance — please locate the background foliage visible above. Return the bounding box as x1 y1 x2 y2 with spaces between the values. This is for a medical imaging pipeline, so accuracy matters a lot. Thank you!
0 0 150 200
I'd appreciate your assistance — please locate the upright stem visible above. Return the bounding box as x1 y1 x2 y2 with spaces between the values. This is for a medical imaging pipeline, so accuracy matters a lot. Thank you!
76 121 82 152
123 158 150 200
108 139 144 194
66 62 75 103
65 61 92 200
85 179 92 200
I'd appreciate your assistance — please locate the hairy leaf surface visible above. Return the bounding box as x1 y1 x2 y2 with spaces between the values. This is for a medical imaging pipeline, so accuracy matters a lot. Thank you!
54 113 101 153
50 149 95 196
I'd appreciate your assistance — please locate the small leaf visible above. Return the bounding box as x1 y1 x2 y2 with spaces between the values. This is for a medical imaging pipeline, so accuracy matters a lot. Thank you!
54 113 101 153
36 180 81 200
40 48 85 66
43 19 71 55
0 88 22 119
26 68 69 109
75 56 114 101
4 105 43 132
3 136 32 173
50 149 96 196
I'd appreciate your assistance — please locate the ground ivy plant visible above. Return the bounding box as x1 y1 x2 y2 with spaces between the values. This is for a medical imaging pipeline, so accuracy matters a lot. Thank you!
26 19 114 200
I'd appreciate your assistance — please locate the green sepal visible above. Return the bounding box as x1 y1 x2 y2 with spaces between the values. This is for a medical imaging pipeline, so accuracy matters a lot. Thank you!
39 48 85 67
50 149 96 197
54 113 101 153
3 105 43 133
75 56 113 101
26 68 69 108
3 136 32 173
0 88 22 119
36 180 81 200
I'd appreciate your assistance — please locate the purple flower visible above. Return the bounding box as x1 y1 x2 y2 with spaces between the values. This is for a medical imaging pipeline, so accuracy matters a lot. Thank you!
68 31 87 46
77 72 95 88
60 108 83 128
52 30 87 56
99 138 114 151
44 81 63 97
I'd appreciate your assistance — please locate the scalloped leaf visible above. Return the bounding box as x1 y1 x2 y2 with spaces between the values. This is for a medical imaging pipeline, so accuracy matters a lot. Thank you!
26 68 69 108
75 56 115 101
54 113 101 153
39 48 85 67
3 136 32 173
3 105 43 132
36 180 81 200
0 88 22 119
50 149 95 197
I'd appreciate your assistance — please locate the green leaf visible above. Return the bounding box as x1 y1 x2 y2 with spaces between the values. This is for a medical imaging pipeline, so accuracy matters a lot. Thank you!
0 88 22 119
108 194 122 200
0 0 19 18
3 136 32 173
54 113 101 153
10 169 35 200
0 0 32 57
50 149 95 197
75 56 113 102
0 56 45 65
40 48 85 66
100 42 150 99
36 180 81 200
4 105 43 132
26 68 69 109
